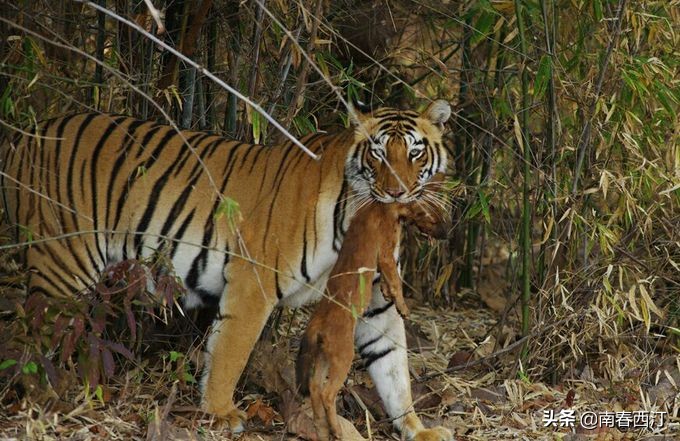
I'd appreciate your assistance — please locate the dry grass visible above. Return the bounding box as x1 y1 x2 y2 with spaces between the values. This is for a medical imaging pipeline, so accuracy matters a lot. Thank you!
1 250 677 440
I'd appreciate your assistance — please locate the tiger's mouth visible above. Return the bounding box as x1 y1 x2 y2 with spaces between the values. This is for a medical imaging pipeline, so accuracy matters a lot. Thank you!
370 185 422 203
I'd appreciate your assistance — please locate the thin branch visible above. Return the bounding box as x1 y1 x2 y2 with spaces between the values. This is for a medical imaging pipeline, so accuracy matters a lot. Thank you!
142 0 166 34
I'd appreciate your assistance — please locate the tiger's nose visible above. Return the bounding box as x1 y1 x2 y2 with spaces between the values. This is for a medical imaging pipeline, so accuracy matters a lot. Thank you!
385 188 406 199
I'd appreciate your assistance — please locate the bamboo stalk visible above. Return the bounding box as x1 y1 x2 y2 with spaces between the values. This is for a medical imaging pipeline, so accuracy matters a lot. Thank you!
93 0 105 108
247 0 265 100
536 0 558 285
181 66 196 129
571 0 628 195
452 19 473 291
513 0 532 349
206 15 216 128
283 0 324 128
224 0 241 138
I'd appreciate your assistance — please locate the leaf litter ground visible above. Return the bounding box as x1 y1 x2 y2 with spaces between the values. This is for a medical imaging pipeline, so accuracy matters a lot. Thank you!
0 256 678 440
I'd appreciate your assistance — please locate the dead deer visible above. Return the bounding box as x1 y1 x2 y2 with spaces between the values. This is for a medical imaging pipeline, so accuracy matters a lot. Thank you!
296 199 449 440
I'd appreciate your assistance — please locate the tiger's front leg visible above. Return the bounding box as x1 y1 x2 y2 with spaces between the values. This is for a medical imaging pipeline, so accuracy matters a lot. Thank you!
201 260 277 432
355 282 454 441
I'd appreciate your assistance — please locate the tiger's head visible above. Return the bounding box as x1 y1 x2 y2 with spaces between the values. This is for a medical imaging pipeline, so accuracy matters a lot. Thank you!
346 99 451 204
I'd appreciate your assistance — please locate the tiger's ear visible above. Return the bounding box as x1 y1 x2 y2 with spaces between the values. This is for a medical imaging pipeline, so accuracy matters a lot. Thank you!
422 99 451 129
347 99 371 127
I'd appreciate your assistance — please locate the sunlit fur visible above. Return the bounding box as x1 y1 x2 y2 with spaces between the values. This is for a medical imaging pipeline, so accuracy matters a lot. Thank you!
0 101 452 440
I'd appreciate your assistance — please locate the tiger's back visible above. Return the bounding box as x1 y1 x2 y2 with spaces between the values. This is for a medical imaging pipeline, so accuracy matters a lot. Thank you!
1 113 353 304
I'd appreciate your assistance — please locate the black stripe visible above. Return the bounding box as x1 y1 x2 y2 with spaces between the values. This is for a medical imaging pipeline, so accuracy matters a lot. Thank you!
111 126 167 230
357 336 381 354
90 116 126 266
275 255 283 299
105 119 147 233
269 142 296 191
205 137 224 158
172 132 213 178
159 182 197 239
378 114 418 124
40 244 84 294
186 134 221 182
67 114 98 233
170 208 196 260
237 142 257 170
332 179 348 252
430 143 439 173
52 117 72 233
52 118 96 283
262 141 303 242
186 212 215 291
248 144 267 173
140 128 181 171
220 142 246 187
363 347 395 369
363 301 394 318
300 221 310 283
196 288 220 306
132 167 173 254
132 132 205 253
133 124 164 159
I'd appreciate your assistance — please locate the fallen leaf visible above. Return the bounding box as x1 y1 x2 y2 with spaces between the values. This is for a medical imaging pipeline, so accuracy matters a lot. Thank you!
246 398 279 427
447 350 473 368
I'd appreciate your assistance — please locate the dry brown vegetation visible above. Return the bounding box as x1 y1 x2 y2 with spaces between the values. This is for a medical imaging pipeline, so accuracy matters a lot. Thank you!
0 0 679 439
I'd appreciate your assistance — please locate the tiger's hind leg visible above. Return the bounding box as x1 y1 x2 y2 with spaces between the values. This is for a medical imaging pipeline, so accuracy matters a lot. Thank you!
201 260 277 432
356 283 453 441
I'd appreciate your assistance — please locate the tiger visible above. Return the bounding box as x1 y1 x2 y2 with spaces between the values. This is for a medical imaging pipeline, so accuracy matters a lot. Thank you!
0 100 453 441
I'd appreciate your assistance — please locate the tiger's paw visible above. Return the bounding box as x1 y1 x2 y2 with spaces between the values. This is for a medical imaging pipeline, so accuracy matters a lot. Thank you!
412 426 454 441
204 404 248 434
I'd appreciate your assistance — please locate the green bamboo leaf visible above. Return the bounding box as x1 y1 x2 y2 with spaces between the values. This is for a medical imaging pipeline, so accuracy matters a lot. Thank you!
0 359 17 370
95 384 104 403
315 52 329 78
214 197 241 231
478 189 491 224
654 81 677 118
533 55 552 99
593 0 603 21
471 10 496 46
251 110 261 144
22 361 38 375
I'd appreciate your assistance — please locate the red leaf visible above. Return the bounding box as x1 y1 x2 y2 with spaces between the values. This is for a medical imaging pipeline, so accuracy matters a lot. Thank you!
124 299 136 341
105 341 134 360
73 316 85 341
39 354 59 386
60 332 76 363
101 347 115 378
51 315 68 348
